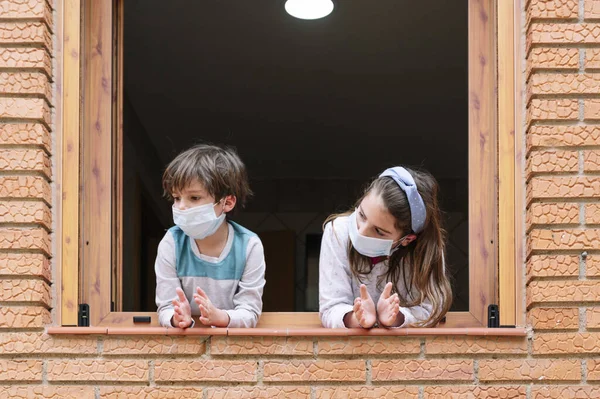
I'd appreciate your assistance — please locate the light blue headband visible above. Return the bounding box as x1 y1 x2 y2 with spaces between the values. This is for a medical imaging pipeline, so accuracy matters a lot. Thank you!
379 167 426 234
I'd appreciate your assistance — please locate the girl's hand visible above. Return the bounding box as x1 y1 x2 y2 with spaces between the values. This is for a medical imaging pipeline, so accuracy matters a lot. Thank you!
377 282 403 327
171 287 193 329
193 287 230 327
352 284 377 328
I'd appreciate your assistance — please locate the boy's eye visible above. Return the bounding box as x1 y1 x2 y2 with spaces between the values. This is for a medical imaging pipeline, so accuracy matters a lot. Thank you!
359 211 366 220
375 228 385 236
191 196 201 201
173 197 180 202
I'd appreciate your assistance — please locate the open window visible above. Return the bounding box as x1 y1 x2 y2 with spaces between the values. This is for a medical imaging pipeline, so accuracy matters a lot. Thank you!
59 0 521 329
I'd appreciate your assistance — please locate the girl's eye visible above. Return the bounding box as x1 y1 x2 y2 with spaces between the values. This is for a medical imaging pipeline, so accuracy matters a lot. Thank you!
359 211 366 220
173 197 180 202
375 228 385 236
191 197 201 201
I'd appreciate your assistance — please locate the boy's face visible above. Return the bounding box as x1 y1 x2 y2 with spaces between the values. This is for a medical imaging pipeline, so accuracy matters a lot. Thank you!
172 180 217 211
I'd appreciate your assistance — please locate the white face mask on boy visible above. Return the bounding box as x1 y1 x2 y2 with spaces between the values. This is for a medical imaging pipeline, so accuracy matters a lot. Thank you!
172 201 225 240
348 211 407 257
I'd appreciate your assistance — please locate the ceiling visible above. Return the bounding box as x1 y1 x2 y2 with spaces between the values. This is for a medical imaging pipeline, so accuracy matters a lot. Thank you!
124 0 468 179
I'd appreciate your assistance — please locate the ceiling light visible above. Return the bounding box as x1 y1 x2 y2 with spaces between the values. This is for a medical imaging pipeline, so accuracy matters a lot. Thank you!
285 0 334 20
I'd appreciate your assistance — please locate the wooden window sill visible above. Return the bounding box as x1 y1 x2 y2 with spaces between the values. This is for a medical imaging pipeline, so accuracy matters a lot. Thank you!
47 312 526 336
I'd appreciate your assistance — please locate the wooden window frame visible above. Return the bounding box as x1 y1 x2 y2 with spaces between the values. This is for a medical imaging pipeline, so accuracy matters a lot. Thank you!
58 0 524 329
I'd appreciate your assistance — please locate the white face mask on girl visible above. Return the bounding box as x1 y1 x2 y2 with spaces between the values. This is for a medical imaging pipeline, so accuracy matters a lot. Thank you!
348 211 407 257
172 201 226 240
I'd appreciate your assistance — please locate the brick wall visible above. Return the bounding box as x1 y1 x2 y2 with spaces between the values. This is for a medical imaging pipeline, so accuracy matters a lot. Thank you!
0 0 599 398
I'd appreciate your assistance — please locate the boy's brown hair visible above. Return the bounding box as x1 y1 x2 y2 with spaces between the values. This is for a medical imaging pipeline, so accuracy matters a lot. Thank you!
162 144 252 208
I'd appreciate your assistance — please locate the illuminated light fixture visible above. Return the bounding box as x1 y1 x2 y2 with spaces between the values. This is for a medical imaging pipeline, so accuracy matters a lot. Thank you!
285 0 334 20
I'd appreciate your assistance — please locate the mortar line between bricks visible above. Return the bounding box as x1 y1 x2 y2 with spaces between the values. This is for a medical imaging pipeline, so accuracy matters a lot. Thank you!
580 203 586 226
580 251 587 280
579 0 585 22
580 149 585 173
366 359 371 385
580 307 587 332
580 47 586 71
149 359 155 387
582 359 588 383
94 387 99 399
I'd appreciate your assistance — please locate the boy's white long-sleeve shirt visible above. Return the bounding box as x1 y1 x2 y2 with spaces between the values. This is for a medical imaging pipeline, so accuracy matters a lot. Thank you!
155 222 266 328
319 215 433 328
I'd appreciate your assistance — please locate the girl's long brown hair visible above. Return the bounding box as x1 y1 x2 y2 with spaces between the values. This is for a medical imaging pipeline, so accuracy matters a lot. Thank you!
325 167 452 327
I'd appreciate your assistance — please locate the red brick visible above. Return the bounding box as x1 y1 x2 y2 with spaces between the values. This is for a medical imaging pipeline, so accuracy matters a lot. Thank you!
0 228 50 255
206 387 310 399
528 281 600 306
0 253 50 280
263 360 364 382
585 99 600 120
527 254 579 280
533 332 600 354
371 359 472 382
528 177 600 200
0 306 50 328
0 123 50 151
527 203 579 226
0 72 51 101
317 386 419 399
585 0 600 19
424 386 527 399
211 336 312 355
584 150 600 172
0 0 52 25
527 48 578 77
530 73 600 96
587 307 600 328
0 386 93 399
479 359 580 381
0 149 51 178
155 360 256 382
0 279 50 306
0 332 96 354
0 359 42 381
529 23 600 45
318 337 420 355
532 386 600 398
0 22 52 50
527 150 579 173
528 99 579 123
528 0 578 19
47 360 148 382
528 307 579 330
0 201 51 230
587 359 600 380
586 48 600 69
527 125 600 148
529 229 600 251
0 98 50 125
103 336 205 355
426 336 527 354
0 48 52 77
0 176 51 203
587 204 600 224
99 387 203 399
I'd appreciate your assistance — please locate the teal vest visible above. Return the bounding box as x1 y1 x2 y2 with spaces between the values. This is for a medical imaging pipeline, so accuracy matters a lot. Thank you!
169 221 255 281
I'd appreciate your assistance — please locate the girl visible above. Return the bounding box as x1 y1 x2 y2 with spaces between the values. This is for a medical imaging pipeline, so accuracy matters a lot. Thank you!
319 166 452 328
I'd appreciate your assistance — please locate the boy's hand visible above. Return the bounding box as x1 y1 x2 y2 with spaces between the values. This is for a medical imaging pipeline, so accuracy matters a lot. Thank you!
352 284 377 328
193 287 230 328
171 287 193 329
377 282 403 327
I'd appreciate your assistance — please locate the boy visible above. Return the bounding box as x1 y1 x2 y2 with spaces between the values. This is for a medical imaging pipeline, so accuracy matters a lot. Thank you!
155 144 265 328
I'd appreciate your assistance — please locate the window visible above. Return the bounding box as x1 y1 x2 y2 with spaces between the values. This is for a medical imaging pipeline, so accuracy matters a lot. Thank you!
59 0 522 329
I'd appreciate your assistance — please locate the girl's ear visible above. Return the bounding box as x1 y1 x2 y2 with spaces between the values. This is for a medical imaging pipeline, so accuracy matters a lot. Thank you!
222 195 237 213
400 234 417 247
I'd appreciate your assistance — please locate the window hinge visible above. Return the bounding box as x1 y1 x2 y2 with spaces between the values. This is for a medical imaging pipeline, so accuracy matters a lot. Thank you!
487 304 499 328
487 304 516 328
78 303 90 327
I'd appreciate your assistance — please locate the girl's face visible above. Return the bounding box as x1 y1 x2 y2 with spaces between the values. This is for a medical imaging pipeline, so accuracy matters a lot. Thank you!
172 179 220 211
357 191 415 247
